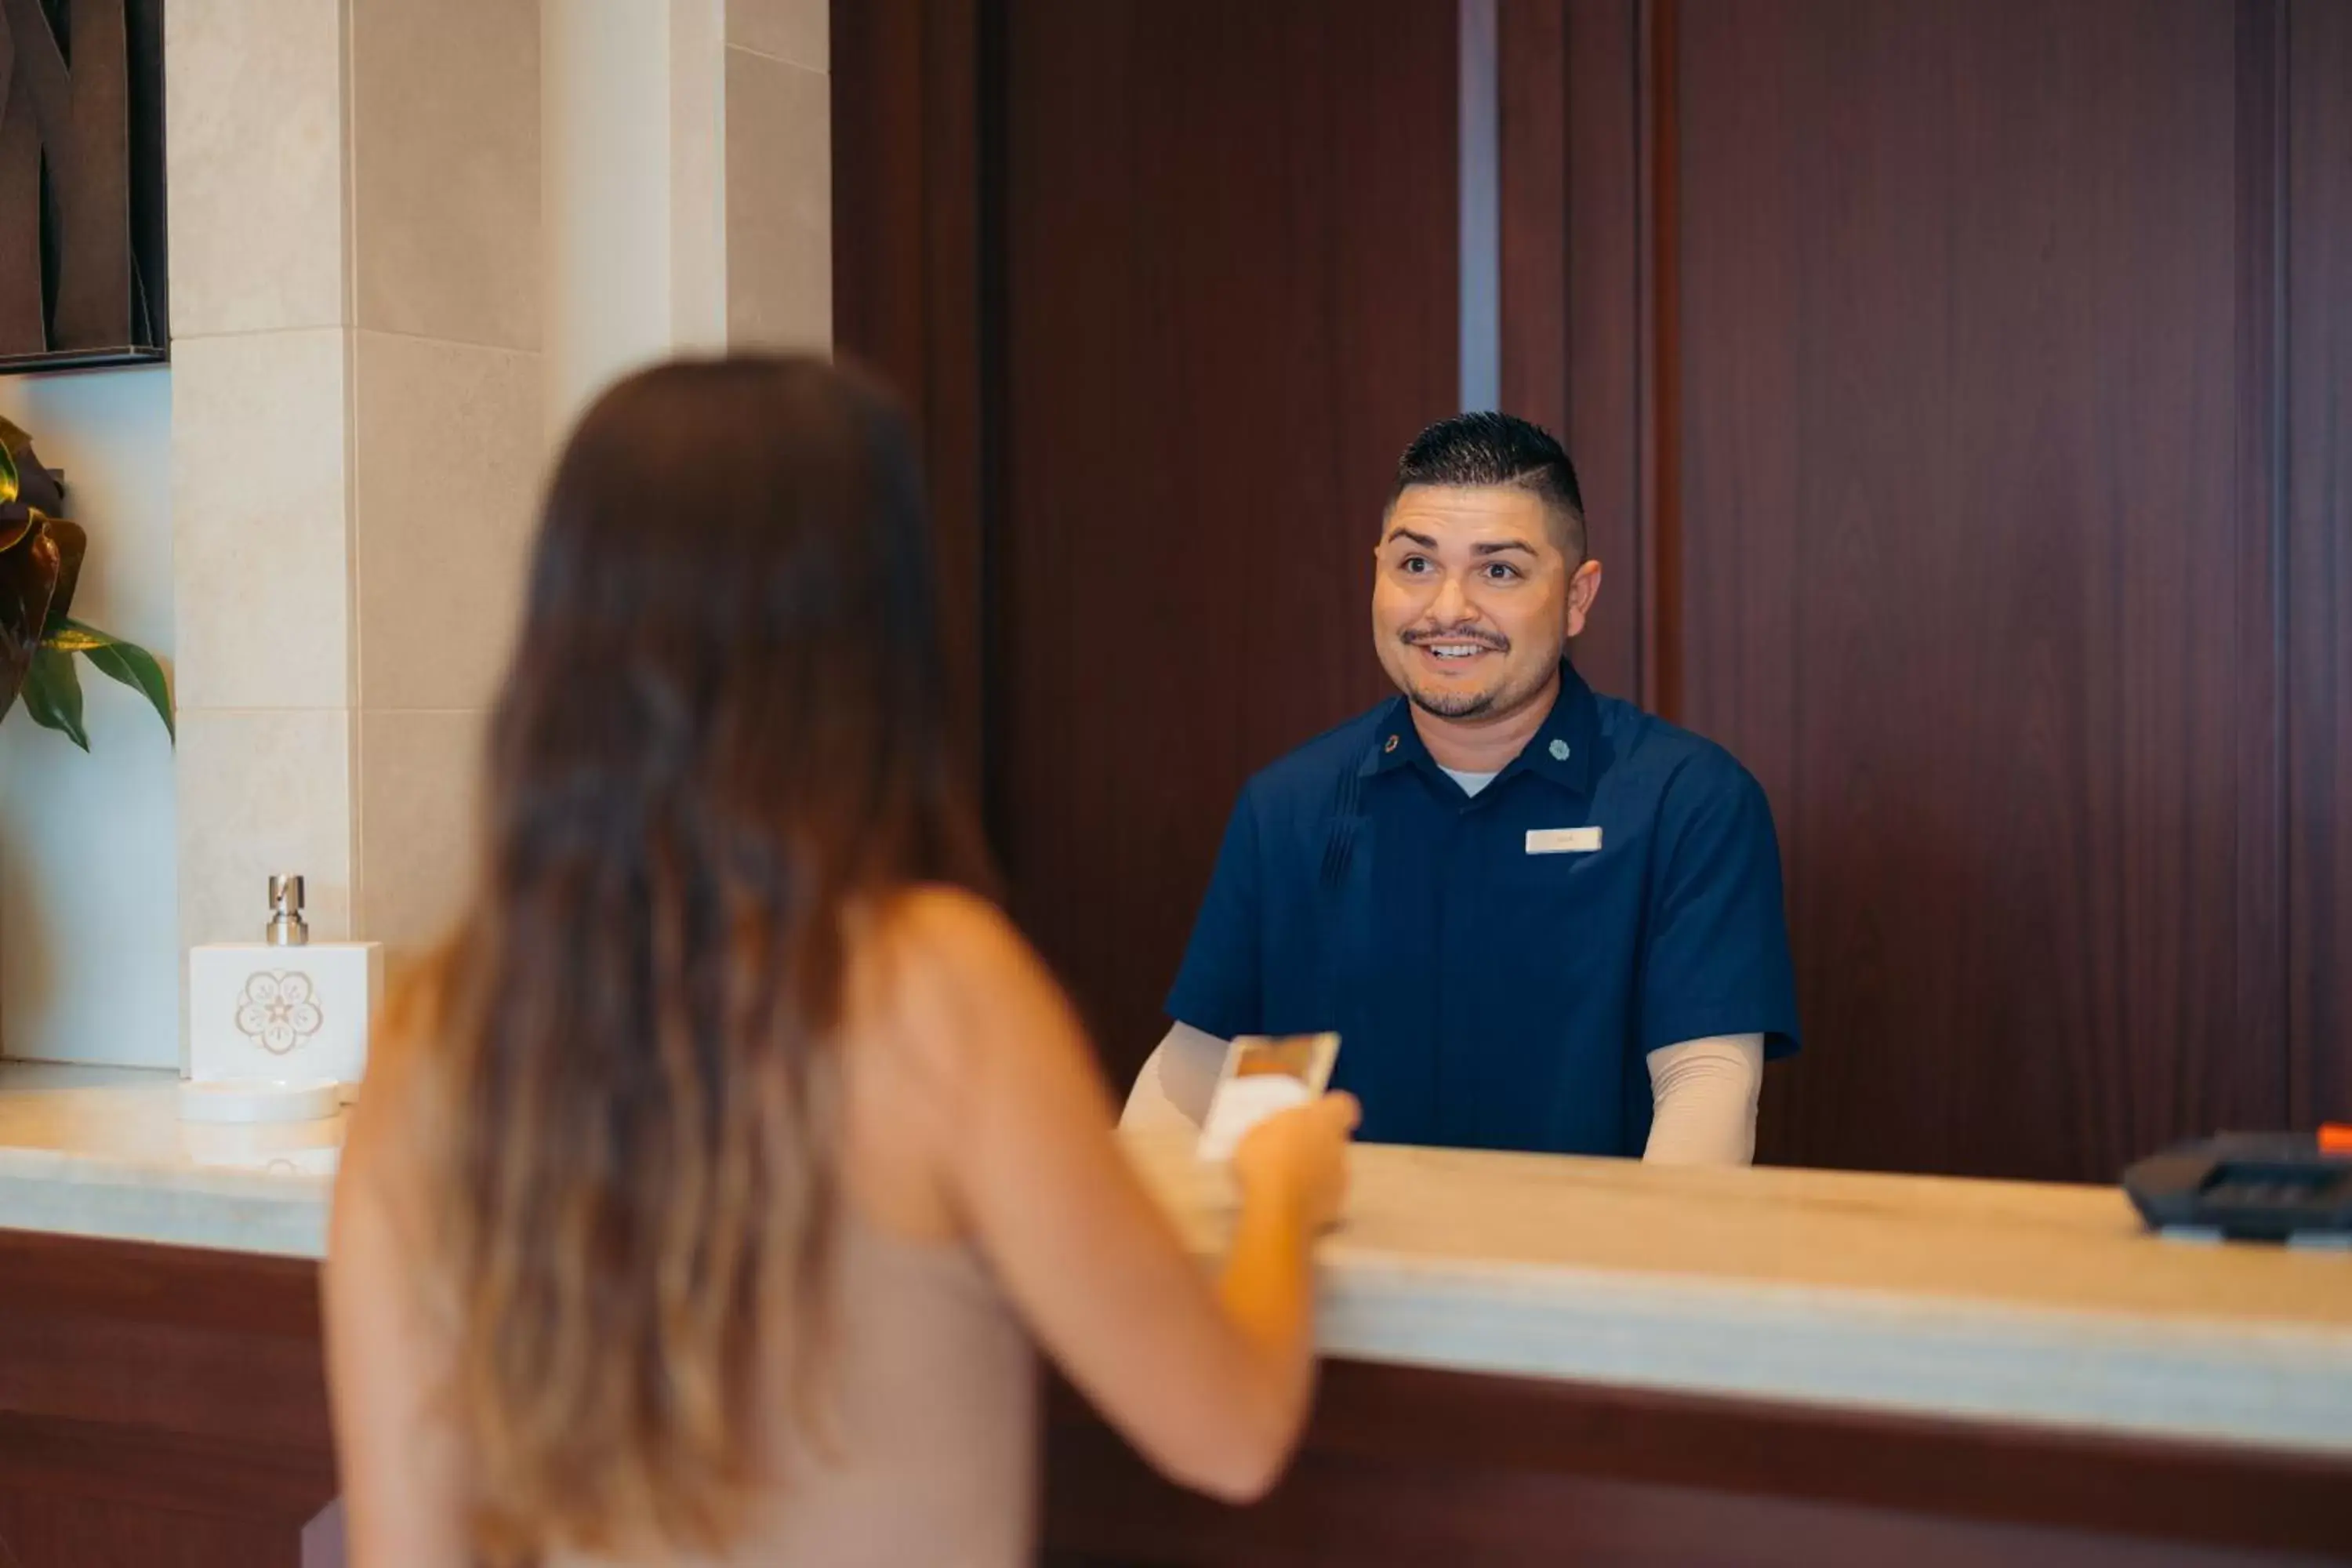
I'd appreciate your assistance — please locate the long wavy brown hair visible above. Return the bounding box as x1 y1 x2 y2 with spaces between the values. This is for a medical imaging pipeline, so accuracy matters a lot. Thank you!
408 358 989 1562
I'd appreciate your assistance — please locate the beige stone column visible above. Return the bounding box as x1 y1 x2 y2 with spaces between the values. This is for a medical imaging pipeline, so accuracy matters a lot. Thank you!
722 0 830 352
171 0 829 1061
545 0 830 439
170 0 541 1051
343 0 543 960
169 2 364 969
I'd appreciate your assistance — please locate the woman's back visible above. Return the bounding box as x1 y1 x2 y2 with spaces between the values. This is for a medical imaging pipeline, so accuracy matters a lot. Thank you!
554 892 1042 1568
552 1221 1035 1568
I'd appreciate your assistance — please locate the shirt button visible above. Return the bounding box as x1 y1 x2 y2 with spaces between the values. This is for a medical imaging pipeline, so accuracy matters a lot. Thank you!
1549 739 1570 761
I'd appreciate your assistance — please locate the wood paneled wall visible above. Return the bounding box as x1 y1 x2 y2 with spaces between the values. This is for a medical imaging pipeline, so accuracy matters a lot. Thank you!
1680 0 2281 1177
1508 0 2352 1180
2283 0 2352 1143
989 1 1459 1074
839 0 1462 1082
835 0 2352 1181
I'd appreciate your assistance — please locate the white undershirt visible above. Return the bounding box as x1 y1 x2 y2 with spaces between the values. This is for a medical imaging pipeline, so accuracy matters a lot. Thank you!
1439 765 1501 797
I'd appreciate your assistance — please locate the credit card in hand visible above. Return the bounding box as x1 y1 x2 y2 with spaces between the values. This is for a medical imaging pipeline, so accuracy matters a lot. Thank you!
1196 1032 1341 1162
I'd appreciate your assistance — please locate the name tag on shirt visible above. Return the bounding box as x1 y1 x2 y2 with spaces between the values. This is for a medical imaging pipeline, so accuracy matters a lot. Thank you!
1526 826 1602 855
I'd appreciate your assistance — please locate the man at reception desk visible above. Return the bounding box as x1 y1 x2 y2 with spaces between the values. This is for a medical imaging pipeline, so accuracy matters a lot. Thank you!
1124 414 1798 1163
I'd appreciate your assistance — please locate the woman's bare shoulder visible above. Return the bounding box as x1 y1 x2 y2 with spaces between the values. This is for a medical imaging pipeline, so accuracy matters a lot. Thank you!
341 952 460 1187
862 884 1047 1014
848 884 1073 1095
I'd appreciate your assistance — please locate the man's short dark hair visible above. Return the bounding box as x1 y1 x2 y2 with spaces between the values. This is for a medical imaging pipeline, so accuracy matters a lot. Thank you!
1390 412 1587 560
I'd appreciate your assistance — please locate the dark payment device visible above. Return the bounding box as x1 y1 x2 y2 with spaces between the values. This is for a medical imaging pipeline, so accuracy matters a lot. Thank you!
2122 1131 2352 1247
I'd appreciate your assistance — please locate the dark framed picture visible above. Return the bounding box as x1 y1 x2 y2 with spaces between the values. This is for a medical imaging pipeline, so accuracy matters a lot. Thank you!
0 0 169 372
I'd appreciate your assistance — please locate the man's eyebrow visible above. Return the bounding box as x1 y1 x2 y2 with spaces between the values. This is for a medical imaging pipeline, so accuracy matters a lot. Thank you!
1379 528 1539 558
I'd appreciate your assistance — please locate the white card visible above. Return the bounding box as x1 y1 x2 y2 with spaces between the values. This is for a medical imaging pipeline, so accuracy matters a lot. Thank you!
1196 1033 1341 1163
1526 826 1602 855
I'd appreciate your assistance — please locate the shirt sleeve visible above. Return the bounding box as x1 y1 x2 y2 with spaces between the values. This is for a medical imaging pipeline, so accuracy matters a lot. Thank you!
1639 757 1802 1058
1163 792 1265 1041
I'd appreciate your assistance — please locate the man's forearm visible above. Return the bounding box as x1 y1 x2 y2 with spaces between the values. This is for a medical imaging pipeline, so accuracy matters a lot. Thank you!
1642 1033 1764 1165
1133 1025 1762 1160
1120 1022 1230 1129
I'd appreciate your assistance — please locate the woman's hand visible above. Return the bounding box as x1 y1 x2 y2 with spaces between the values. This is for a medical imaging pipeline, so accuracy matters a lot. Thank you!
1232 1092 1361 1232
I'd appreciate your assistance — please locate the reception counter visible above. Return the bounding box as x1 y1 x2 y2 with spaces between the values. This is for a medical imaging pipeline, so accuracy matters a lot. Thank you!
2 1062 2347 1565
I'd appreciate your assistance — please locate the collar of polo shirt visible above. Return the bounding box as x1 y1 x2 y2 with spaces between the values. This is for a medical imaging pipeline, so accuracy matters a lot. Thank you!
1360 658 1601 798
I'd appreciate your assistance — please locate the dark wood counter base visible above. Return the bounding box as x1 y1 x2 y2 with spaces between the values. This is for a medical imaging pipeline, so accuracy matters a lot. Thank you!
0 1230 339 1568
6 1229 2347 1567
1042 1363 2352 1567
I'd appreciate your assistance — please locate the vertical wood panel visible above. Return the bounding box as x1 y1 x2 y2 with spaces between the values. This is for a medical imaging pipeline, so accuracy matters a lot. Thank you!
2230 0 2287 1145
1561 0 1647 703
1674 0 2269 1181
1498 2 1566 441
2285 0 2352 1131
993 2 1460 1079
831 0 993 797
1501 0 1647 704
1638 0 1681 720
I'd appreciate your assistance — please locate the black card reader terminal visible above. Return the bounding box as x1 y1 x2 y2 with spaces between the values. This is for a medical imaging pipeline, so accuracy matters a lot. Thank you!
2123 1128 2352 1247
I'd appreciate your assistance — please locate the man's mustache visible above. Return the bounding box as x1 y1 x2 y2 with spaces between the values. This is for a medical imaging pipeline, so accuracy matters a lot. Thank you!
1401 626 1509 652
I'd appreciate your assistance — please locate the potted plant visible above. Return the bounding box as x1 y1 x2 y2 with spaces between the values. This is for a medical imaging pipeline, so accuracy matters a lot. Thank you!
0 416 171 748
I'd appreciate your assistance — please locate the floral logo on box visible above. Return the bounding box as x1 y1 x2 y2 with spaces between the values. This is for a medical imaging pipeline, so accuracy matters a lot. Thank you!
235 971 324 1055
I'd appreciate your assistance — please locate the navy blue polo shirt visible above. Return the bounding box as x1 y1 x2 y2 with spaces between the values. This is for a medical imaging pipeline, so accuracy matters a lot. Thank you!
1165 662 1799 1156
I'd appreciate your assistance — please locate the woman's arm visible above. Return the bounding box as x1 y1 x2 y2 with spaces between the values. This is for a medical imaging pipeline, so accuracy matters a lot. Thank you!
894 889 1354 1503
322 1022 474 1567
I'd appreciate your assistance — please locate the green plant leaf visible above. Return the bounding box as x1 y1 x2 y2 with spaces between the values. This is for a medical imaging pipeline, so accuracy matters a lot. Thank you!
22 644 89 750
47 618 174 742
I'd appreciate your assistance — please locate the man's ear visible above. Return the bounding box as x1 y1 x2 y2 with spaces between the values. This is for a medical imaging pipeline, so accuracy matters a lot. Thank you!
1565 557 1605 640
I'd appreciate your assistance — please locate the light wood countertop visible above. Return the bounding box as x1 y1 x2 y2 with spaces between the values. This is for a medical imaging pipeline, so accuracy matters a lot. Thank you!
3 1063 2346 1457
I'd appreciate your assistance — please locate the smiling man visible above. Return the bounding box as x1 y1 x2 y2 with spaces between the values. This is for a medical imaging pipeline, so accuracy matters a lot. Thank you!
1124 413 1800 1161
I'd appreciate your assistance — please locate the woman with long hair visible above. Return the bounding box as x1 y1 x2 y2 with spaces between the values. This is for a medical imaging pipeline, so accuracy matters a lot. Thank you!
324 358 1357 1566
